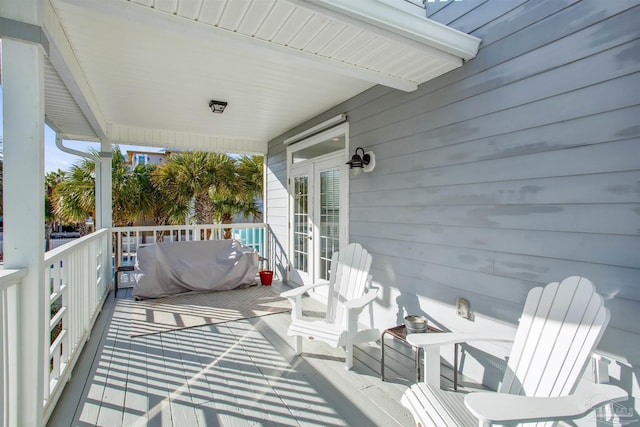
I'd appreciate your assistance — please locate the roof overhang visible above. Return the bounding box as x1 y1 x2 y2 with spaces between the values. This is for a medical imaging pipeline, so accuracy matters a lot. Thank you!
3 0 481 154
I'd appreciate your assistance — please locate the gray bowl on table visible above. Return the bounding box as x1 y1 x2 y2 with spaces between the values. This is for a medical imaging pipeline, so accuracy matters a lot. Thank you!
404 315 428 333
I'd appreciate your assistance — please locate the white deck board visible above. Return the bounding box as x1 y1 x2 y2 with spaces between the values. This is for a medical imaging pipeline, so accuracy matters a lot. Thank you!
161 330 202 427
146 332 173 427
47 283 479 427
95 323 128 427
122 334 149 426
189 325 248 426
222 323 302 426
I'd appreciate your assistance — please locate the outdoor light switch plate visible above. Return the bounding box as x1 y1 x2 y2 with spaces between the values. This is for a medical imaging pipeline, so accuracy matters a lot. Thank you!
456 297 471 320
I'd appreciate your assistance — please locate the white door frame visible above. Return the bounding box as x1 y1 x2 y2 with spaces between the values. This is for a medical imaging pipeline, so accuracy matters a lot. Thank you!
289 163 314 286
286 122 349 294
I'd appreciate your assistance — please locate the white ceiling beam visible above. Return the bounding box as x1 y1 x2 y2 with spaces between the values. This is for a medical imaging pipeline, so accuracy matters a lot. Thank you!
42 0 108 140
299 0 481 60
107 124 267 155
57 0 420 92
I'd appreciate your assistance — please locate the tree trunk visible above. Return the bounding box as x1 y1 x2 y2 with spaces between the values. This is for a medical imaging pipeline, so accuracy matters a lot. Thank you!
222 212 233 239
194 193 215 225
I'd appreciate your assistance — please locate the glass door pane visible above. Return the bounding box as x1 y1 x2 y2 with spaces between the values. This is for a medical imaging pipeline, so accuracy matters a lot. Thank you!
319 169 340 280
293 174 310 276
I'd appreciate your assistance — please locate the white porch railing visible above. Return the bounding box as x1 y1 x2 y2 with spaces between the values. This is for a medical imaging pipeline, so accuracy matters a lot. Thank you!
0 268 28 427
1 229 110 426
42 228 110 422
112 223 269 270
2 224 274 426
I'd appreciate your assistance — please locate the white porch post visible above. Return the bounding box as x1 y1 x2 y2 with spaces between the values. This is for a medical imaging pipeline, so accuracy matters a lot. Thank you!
95 140 113 287
95 140 113 231
2 37 47 427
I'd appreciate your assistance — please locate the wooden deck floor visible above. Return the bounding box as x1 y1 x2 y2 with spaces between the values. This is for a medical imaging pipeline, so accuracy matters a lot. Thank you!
47 282 467 427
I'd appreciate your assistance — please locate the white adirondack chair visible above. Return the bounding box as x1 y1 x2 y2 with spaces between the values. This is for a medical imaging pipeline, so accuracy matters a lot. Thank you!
280 243 379 369
401 276 628 427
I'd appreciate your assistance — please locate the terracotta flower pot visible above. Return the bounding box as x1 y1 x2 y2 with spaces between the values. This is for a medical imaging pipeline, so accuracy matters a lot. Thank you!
259 270 274 286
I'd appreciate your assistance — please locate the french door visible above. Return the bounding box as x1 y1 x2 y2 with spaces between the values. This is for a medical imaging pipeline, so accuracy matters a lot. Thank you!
287 127 348 297
291 164 314 286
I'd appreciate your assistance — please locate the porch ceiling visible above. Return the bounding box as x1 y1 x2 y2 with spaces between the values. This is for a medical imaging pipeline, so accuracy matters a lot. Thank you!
42 0 480 154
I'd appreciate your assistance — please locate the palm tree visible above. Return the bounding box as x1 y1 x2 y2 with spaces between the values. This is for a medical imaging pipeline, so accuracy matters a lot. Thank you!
137 163 190 240
53 156 96 232
237 154 263 221
212 155 263 225
153 152 236 225
51 149 264 238
52 147 151 230
111 150 154 227
153 152 264 238
45 169 67 248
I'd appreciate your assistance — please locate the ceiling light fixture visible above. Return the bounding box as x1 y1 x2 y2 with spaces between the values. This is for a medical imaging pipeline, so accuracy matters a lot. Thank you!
209 100 228 114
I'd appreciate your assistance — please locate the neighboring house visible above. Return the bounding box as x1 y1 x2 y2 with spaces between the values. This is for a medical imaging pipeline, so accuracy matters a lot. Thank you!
126 149 167 169
1 1 638 425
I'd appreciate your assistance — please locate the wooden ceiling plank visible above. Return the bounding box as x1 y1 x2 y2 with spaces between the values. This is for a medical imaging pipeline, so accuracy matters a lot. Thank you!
236 0 276 36
287 13 331 50
197 0 226 25
176 0 203 20
217 0 251 31
254 1 296 41
271 7 314 46
154 0 177 14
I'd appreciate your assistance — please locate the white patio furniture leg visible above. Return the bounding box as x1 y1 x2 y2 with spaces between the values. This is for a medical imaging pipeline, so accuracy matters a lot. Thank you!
344 308 358 370
295 336 302 354
423 345 441 387
345 344 353 370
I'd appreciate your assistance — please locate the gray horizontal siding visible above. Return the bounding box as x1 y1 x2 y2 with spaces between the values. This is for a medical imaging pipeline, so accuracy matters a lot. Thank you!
352 171 640 205
352 221 638 269
265 139 288 267
354 140 639 192
266 0 640 414
351 204 640 235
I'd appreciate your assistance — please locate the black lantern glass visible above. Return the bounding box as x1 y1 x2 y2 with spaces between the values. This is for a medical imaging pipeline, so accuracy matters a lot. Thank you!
346 147 370 170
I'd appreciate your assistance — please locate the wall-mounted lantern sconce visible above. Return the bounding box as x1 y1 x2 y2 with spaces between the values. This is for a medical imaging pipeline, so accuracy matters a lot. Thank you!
346 147 375 175
209 100 228 114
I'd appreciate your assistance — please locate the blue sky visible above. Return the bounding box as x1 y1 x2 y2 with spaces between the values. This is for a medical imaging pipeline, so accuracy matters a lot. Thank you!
0 85 162 173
